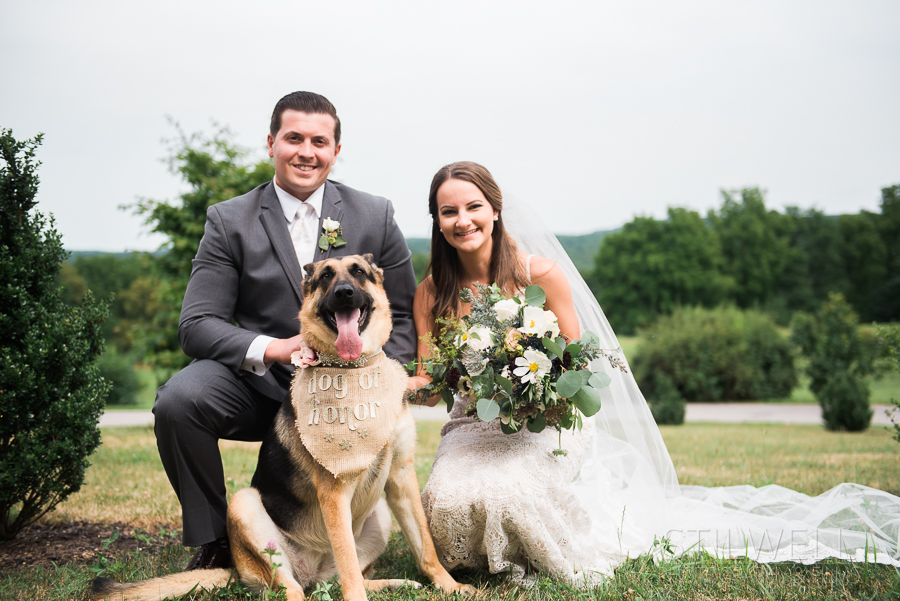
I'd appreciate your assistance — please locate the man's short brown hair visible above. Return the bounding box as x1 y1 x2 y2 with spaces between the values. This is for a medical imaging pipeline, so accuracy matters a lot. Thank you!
270 91 341 145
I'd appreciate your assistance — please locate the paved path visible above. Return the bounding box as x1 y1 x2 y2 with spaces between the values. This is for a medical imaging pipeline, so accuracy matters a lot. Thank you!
99 403 895 428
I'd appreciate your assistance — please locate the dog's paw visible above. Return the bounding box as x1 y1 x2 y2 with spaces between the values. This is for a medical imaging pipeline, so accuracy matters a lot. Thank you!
364 578 422 591
452 583 477 596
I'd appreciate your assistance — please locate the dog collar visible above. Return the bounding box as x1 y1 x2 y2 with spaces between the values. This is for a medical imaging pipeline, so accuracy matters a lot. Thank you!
316 348 384 368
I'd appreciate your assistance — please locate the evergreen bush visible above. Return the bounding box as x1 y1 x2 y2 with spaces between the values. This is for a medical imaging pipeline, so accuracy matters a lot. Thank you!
641 370 686 425
818 372 872 432
96 348 141 406
878 325 900 445
0 130 110 540
792 293 877 432
632 306 796 407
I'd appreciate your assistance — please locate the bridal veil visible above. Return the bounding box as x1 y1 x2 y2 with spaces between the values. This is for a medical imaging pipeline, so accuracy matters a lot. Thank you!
502 196 900 574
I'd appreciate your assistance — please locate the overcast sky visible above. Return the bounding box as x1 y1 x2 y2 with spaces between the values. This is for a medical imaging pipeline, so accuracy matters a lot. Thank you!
2 0 898 252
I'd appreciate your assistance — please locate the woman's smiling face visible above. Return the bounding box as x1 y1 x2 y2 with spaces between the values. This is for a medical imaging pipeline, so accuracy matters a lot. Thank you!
435 178 499 255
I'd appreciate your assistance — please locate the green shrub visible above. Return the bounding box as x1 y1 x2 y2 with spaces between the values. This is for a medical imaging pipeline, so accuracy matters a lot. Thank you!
792 293 877 432
96 348 141 406
0 130 110 540
632 305 796 406
641 371 686 425
818 372 872 431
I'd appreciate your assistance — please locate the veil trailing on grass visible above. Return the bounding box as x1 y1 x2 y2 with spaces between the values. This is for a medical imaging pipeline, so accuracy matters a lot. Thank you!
502 196 900 574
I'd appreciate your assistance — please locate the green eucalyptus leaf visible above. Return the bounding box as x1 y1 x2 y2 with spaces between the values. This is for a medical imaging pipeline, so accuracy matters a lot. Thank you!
500 420 519 434
580 370 592 386
333 236 347 247
496 374 513 395
527 413 547 433
556 370 583 398
589 371 612 389
524 285 546 307
542 337 564 359
564 343 582 357
476 398 501 422
572 385 602 417
581 331 599 347
318 235 329 250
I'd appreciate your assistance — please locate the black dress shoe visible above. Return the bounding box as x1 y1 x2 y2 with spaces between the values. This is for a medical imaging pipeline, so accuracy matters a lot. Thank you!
185 536 232 571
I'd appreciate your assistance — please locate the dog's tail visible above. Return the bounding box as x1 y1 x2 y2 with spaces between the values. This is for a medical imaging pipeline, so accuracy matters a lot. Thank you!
90 568 232 601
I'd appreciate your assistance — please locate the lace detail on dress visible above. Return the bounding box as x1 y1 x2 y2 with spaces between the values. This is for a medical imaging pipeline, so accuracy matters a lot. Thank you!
422 397 620 585
525 254 534 283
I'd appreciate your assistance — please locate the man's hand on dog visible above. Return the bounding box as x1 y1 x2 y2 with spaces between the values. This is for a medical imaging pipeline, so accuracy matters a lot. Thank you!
265 335 306 364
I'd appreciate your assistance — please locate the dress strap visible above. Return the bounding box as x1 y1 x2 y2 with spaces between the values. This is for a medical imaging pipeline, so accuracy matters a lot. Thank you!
525 254 534 284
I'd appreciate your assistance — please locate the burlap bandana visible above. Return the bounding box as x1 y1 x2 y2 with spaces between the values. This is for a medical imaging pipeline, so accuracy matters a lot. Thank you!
291 352 407 480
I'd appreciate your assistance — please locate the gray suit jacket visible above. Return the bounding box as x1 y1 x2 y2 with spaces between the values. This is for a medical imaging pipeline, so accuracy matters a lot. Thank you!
178 180 417 400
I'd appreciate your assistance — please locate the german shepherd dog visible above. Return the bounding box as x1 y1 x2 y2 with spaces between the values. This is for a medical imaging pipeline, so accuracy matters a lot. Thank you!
92 254 473 601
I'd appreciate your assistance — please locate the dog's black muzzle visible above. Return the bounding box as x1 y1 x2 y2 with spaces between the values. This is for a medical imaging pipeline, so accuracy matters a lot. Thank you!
319 280 374 334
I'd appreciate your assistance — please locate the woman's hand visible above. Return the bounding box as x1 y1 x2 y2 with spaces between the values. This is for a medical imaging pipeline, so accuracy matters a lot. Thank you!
407 375 432 389
405 375 443 407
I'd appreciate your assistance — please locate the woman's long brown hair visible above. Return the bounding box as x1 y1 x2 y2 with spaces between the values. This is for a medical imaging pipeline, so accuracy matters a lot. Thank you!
426 161 529 329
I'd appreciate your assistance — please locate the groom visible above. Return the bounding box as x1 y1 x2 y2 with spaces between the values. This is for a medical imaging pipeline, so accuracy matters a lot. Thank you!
153 91 418 570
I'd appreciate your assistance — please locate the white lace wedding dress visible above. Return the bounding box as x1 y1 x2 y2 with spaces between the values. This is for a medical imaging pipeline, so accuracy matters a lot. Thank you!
422 398 613 584
419 199 900 585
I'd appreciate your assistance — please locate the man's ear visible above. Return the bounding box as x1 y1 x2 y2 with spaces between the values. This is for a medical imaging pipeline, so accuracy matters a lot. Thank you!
267 133 275 158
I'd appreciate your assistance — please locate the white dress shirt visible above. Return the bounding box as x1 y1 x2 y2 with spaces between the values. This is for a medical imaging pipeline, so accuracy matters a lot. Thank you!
240 179 325 376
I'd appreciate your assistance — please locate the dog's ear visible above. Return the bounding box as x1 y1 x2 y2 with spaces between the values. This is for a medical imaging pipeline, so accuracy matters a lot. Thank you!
359 254 383 280
302 263 317 296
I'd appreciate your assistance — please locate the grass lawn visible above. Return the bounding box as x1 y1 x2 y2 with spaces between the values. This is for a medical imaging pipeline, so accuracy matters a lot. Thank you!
2 422 898 600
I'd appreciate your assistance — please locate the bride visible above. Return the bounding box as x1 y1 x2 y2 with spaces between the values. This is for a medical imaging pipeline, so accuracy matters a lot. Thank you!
407 161 900 584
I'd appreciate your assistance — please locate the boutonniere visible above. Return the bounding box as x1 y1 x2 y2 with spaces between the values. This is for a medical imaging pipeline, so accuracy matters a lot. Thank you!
319 217 347 253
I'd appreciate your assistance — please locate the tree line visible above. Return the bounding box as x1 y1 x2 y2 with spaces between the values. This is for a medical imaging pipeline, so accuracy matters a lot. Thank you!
591 186 900 334
59 127 899 375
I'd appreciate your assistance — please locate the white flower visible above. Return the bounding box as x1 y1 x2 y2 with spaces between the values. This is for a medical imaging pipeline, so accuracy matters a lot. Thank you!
544 310 560 338
465 326 494 351
322 217 341 233
493 298 520 321
290 335 320 368
513 349 552 385
503 327 522 351
519 306 549 335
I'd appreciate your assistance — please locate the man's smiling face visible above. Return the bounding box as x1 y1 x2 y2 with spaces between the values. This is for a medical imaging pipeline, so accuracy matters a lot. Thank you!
267 110 341 201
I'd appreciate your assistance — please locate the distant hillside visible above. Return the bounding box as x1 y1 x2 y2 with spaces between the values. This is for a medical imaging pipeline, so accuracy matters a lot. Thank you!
68 230 614 274
406 230 614 273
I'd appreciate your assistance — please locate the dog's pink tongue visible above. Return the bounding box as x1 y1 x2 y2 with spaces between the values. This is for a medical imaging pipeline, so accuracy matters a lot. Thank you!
334 308 363 360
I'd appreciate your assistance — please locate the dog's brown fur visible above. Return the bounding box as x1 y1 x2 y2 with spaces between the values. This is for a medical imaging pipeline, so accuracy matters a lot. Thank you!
92 255 473 601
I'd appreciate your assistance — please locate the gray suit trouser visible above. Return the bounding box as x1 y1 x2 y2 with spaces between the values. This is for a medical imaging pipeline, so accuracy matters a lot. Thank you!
153 359 283 547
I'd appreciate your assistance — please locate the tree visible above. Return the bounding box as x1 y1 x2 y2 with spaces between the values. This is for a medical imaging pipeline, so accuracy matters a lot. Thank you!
838 212 887 320
775 208 848 318
129 124 274 372
593 208 733 334
708 188 792 309
870 183 900 322
0 130 110 539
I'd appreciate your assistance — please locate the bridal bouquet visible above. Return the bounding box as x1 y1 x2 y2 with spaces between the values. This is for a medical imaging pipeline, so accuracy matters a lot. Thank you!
409 284 627 451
